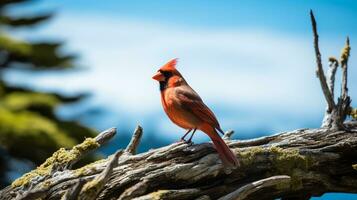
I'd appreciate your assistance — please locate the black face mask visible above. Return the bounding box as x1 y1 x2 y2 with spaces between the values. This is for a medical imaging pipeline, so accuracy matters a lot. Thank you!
159 70 173 91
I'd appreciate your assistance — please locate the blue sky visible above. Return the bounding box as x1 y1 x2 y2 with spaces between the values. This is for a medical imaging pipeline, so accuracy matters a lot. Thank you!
4 1 357 199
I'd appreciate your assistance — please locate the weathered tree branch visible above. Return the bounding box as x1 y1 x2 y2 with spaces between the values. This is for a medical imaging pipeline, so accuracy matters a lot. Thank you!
218 175 291 200
327 57 338 98
340 37 350 100
125 126 143 155
310 10 335 112
1 122 356 200
310 10 353 130
77 150 123 200
62 179 85 200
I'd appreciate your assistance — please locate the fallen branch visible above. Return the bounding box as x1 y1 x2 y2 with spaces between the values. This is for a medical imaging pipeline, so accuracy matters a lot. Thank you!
0 122 356 200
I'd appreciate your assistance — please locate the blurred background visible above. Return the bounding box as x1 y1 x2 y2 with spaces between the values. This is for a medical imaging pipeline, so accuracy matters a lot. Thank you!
0 0 356 199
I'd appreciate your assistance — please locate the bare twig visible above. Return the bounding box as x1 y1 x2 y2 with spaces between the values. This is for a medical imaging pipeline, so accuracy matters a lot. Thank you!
340 37 350 100
125 125 143 154
95 127 117 145
218 175 291 200
327 57 339 98
310 10 335 111
223 130 235 140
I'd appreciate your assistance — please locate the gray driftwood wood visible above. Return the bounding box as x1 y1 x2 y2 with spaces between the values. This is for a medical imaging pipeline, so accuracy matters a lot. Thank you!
0 123 356 200
0 10 356 200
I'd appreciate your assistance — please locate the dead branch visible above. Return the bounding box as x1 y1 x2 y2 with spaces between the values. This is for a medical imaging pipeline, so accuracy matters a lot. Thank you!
327 57 339 98
218 175 291 200
0 122 356 200
310 10 335 112
223 130 235 140
125 125 143 155
310 10 353 130
340 37 350 100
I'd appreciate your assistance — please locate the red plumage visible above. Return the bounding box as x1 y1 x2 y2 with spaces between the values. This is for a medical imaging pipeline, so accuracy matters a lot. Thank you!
152 59 239 167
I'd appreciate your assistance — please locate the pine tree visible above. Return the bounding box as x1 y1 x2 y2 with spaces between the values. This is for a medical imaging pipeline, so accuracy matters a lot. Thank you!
0 0 96 187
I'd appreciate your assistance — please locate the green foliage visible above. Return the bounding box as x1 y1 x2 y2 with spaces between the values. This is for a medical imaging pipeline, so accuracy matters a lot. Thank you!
3 92 59 117
0 106 76 163
0 87 97 165
0 0 97 187
0 34 75 69
0 13 52 27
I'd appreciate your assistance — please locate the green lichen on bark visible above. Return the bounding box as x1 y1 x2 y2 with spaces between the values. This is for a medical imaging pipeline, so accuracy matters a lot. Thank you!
74 158 106 176
269 147 311 173
268 146 312 190
238 146 265 166
340 37 350 65
11 138 99 188
238 146 312 190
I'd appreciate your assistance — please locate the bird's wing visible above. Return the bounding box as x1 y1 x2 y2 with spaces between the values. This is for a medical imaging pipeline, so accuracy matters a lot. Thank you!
176 87 222 132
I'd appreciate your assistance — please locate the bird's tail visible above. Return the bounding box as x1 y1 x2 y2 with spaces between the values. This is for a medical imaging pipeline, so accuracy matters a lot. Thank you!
207 130 240 168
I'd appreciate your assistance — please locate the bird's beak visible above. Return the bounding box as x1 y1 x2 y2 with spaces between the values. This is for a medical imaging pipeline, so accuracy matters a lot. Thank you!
152 71 165 81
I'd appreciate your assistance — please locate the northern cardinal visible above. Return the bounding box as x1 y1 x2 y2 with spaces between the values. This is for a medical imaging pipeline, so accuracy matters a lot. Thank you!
152 58 240 167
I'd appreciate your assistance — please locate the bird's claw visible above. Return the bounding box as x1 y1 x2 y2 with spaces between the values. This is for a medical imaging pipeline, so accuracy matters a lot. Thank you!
179 139 194 145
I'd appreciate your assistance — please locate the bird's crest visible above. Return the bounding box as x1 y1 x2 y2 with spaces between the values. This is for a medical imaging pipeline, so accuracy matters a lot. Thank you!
160 58 178 71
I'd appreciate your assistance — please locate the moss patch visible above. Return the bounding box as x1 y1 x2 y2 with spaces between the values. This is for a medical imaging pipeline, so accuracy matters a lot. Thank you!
238 147 265 166
238 146 312 190
11 138 99 188
74 158 106 176
269 147 311 173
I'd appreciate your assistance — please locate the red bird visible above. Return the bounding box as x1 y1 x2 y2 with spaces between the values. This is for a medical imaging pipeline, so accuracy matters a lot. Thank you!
152 58 239 167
